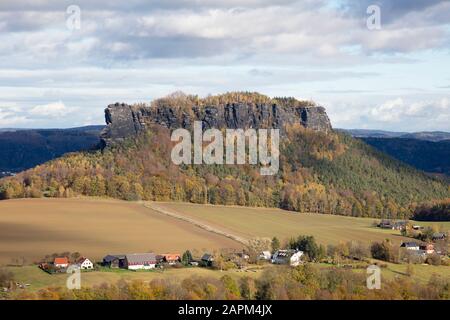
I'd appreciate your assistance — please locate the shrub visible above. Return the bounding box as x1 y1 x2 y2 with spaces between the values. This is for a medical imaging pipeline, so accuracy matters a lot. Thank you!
370 240 398 263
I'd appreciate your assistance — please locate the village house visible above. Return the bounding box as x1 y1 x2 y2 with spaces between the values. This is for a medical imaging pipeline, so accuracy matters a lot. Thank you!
124 253 157 270
236 252 250 260
272 250 304 267
400 242 420 251
259 251 272 261
157 253 181 265
432 232 447 241
419 243 435 255
378 219 392 229
77 257 94 270
201 253 214 267
53 257 69 268
378 219 407 231
102 254 126 268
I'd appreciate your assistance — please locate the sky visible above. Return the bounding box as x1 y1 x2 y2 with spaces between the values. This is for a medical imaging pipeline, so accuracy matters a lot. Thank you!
0 0 449 131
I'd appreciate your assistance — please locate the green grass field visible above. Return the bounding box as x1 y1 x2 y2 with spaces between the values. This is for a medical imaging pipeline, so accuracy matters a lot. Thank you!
153 202 449 247
7 265 266 292
318 261 450 284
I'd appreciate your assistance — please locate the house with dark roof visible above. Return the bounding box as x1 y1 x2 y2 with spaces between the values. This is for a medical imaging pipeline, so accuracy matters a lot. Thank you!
272 250 304 266
432 232 447 241
400 242 420 251
124 253 157 270
103 254 126 268
201 253 214 267
378 219 407 230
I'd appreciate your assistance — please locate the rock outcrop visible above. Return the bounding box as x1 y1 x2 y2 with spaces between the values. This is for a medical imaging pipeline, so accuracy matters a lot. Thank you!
101 100 332 147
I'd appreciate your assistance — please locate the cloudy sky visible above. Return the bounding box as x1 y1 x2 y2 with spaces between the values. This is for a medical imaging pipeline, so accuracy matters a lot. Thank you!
0 0 449 131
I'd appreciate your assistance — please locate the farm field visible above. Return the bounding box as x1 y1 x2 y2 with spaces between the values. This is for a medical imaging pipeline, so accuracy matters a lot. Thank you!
2 198 448 266
0 198 241 265
1 198 449 293
7 265 266 292
152 202 450 246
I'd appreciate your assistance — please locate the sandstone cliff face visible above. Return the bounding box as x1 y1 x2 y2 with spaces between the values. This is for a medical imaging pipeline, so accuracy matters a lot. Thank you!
101 102 332 147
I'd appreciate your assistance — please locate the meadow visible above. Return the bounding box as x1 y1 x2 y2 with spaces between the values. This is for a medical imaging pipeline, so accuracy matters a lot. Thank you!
152 202 450 247
7 265 265 292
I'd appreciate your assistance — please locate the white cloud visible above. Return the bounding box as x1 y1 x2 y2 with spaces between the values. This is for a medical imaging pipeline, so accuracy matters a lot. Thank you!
369 97 450 123
0 1 448 131
0 104 29 126
29 101 77 118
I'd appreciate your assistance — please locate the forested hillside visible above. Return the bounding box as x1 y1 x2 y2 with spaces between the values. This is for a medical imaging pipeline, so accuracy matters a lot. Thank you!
361 137 450 176
1 121 448 219
0 126 103 173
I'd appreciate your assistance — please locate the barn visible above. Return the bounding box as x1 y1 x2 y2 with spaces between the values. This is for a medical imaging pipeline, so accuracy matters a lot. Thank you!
124 253 157 270
103 254 126 268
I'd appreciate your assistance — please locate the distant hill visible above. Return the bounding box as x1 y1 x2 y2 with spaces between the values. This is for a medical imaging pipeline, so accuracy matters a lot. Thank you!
1 92 448 220
360 137 450 176
400 131 450 142
340 129 450 142
0 125 104 172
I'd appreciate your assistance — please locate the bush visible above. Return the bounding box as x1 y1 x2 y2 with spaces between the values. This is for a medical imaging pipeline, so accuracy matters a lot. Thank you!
370 240 398 263
426 254 442 266
0 268 14 287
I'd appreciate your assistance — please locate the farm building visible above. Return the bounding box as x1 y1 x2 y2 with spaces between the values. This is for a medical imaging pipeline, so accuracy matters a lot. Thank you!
419 243 435 255
157 253 181 265
77 257 94 270
124 253 157 270
378 219 407 230
103 254 126 268
201 253 214 267
272 250 304 266
432 232 447 241
53 257 69 268
236 252 250 260
259 251 272 260
400 242 420 251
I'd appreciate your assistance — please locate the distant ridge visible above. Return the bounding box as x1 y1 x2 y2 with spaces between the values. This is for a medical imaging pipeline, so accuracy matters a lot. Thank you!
0 125 104 172
339 129 450 142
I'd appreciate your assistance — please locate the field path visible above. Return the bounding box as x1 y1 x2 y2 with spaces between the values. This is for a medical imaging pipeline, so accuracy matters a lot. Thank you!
0 198 242 264
143 202 249 246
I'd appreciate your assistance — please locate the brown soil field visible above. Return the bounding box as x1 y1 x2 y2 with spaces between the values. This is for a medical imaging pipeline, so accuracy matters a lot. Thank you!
0 198 242 265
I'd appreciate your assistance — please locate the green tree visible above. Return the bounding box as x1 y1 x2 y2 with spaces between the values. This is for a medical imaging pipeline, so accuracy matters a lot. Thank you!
289 235 320 261
221 275 240 299
182 250 193 265
271 237 280 252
